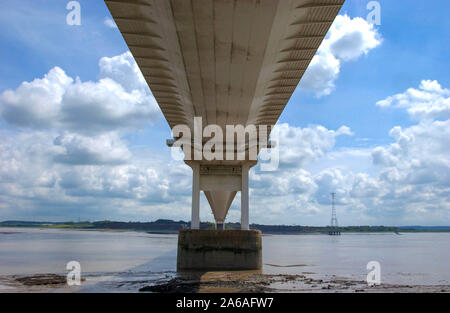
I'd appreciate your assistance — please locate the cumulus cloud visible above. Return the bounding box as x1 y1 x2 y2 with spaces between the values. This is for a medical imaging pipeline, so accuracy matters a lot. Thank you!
0 67 72 129
61 77 158 134
326 15 381 61
0 132 57 188
53 132 131 165
376 80 450 120
99 52 148 93
247 81 450 225
369 81 450 220
300 14 382 97
0 52 178 220
250 124 354 212
0 48 448 225
103 17 117 29
372 119 450 186
0 129 190 220
353 83 450 223
313 168 355 205
58 165 170 203
300 53 340 97
0 52 160 133
275 123 353 168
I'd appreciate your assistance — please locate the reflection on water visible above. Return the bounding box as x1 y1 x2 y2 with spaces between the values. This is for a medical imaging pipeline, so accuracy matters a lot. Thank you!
1 228 450 288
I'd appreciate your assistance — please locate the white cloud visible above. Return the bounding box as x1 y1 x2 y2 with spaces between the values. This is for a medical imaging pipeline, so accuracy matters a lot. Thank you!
0 118 354 222
368 81 450 223
249 124 354 218
104 17 118 29
300 14 382 97
326 15 381 61
376 80 450 120
313 168 353 205
0 49 448 225
247 82 450 225
1 109 449 224
300 53 340 97
372 119 450 187
0 129 191 220
99 52 147 93
0 52 177 221
58 164 170 203
0 52 160 134
53 132 131 165
275 123 353 168
0 67 72 129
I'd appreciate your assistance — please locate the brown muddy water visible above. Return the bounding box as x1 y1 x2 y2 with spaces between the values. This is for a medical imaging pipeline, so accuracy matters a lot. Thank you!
1 227 449 292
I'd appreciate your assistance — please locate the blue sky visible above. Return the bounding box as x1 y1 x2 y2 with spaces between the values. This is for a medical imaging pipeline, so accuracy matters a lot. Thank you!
0 0 449 226
285 0 450 146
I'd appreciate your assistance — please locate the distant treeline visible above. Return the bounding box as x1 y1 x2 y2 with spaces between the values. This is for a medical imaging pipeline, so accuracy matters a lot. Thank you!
5 219 448 234
2 220 450 233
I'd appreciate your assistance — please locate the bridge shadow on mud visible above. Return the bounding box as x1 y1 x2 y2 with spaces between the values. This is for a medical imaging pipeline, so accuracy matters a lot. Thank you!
78 248 263 293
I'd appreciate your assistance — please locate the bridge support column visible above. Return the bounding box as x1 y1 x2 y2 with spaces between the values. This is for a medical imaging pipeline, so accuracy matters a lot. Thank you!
191 163 200 230
241 163 249 230
178 163 261 271
177 229 262 271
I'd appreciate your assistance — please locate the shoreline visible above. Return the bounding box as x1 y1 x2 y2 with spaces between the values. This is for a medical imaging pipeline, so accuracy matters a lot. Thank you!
3 226 450 235
1 271 449 293
3 222 450 234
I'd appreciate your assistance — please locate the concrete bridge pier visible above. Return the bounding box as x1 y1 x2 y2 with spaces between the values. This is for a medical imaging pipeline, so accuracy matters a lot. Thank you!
177 162 262 271
177 229 262 271
188 162 255 231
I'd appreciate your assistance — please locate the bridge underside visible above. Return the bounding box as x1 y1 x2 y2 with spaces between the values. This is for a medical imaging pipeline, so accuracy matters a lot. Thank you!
105 0 343 269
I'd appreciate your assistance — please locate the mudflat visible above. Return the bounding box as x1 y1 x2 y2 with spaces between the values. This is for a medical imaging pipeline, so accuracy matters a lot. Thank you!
2 272 449 293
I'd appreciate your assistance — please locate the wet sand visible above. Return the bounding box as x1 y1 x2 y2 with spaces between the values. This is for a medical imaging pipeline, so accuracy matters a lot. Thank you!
140 271 450 293
0 274 77 293
1 272 449 293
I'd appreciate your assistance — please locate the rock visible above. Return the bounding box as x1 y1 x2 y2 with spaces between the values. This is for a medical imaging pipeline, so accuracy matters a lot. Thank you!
15 274 67 286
